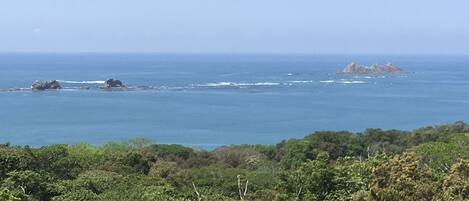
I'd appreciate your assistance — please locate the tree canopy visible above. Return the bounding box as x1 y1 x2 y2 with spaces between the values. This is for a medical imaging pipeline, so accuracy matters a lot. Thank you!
0 122 468 200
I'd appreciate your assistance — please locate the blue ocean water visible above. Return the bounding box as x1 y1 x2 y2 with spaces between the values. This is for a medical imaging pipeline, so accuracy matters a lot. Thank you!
1 53 468 149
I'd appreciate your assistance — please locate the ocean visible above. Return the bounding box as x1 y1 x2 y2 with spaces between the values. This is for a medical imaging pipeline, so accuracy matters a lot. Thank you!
1 53 468 149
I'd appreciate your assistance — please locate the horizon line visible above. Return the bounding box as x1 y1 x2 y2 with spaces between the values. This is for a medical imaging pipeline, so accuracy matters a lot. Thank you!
0 50 468 56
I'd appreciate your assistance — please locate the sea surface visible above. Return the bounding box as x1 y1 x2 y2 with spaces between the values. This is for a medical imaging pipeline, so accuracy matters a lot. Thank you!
1 53 468 149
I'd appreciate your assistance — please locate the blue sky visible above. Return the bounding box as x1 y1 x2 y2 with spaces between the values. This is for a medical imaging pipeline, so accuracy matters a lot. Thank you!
1 0 468 54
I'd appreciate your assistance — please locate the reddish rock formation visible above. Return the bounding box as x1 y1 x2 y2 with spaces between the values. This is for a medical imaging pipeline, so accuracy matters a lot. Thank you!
342 62 402 73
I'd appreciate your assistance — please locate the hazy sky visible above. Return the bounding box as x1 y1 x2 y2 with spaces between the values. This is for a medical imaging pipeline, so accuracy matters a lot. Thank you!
1 0 468 54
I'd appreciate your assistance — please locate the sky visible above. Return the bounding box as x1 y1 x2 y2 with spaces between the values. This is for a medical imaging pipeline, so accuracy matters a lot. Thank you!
1 0 469 54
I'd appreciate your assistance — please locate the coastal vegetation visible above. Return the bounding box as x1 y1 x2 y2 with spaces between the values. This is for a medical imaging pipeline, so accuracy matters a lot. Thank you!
0 122 468 201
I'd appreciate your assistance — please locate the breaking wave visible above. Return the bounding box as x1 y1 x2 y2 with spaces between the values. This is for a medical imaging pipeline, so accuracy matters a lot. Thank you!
320 80 367 84
58 80 105 84
194 82 281 87
288 80 315 83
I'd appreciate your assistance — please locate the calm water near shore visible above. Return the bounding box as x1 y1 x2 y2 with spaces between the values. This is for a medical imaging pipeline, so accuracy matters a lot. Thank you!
1 53 468 149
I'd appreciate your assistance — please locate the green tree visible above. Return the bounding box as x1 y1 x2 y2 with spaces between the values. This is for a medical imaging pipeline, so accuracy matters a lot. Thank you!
304 131 363 159
279 152 336 200
0 188 21 201
97 184 188 201
324 154 389 201
1 170 51 201
51 189 98 201
32 145 80 179
441 159 469 200
369 153 438 201
0 145 33 180
414 142 467 173
149 161 192 188
67 143 104 169
279 139 312 169
61 170 123 194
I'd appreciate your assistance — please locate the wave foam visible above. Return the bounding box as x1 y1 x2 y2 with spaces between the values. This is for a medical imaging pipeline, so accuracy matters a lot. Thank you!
289 80 314 83
195 82 280 87
340 80 367 84
58 80 105 84
353 76 373 79
320 80 335 83
320 80 367 84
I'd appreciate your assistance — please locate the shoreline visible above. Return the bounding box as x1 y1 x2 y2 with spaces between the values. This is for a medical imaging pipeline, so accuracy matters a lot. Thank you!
2 121 466 150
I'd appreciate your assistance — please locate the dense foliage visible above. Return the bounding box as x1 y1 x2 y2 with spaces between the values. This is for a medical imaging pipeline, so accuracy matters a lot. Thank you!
0 122 468 200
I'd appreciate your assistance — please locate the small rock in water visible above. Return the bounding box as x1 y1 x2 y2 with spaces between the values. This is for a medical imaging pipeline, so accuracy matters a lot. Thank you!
103 79 125 88
31 80 61 90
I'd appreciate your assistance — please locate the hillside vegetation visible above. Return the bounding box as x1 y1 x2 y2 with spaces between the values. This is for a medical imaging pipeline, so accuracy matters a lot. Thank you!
0 122 468 201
